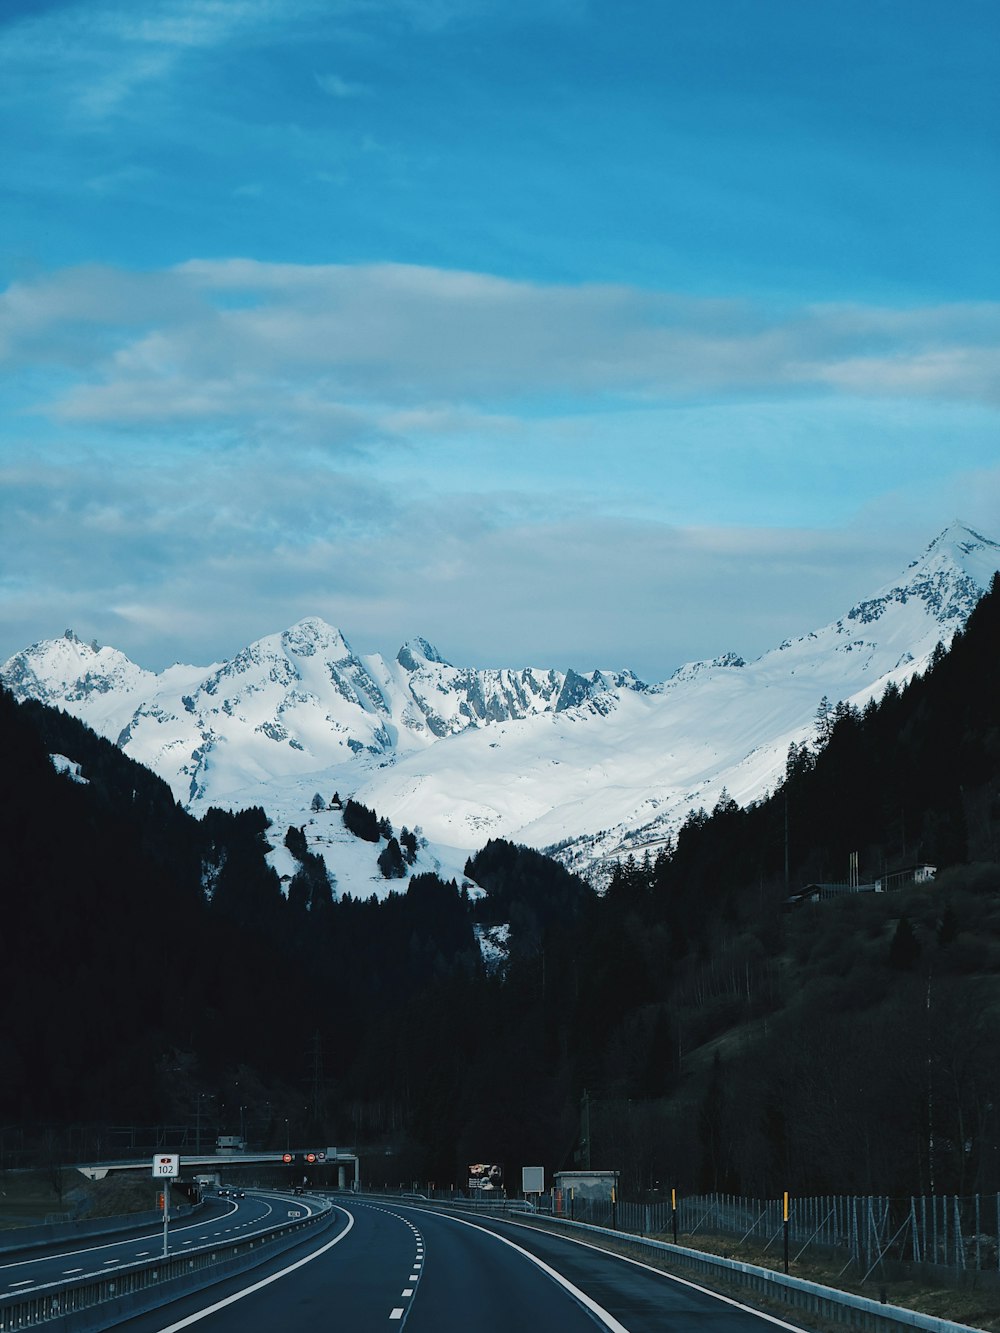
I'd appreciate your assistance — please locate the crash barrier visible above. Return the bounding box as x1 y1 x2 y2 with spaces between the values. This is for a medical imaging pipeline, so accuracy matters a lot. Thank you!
354 1193 981 1333
556 1192 1000 1288
516 1212 983 1333
370 1186 1000 1284
0 1205 197 1257
0 1195 337 1333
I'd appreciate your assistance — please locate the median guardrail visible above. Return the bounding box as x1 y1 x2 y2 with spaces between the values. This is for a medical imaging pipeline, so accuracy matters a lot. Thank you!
0 1193 338 1333
0 1205 199 1258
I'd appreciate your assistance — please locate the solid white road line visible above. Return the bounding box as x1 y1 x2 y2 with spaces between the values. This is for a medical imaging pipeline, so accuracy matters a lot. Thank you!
430 1214 634 1333
487 1214 811 1333
144 1209 356 1333
0 1205 235 1274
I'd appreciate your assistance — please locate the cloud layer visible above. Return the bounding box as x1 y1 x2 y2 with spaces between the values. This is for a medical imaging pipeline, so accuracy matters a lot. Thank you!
2 2 997 679
4 262 999 445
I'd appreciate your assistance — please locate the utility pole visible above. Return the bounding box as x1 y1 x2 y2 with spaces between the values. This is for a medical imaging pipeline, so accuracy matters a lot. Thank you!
926 967 935 1195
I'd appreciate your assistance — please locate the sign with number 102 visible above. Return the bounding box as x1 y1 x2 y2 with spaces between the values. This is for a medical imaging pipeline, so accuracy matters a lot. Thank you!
152 1154 180 1178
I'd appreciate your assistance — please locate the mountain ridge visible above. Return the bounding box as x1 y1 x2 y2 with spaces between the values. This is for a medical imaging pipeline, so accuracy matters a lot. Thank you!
4 521 999 884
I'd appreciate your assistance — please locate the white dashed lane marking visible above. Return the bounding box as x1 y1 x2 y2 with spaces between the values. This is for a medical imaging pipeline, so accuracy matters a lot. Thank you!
376 1207 424 1324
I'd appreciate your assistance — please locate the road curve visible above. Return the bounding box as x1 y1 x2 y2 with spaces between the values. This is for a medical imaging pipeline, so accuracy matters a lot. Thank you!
405 1204 808 1333
108 1198 807 1333
0 1191 330 1296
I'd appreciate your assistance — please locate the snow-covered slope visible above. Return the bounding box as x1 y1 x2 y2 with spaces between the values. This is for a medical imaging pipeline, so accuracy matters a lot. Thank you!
363 520 999 875
4 521 998 885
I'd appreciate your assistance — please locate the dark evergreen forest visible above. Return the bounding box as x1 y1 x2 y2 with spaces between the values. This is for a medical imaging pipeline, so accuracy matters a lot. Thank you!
2 573 999 1197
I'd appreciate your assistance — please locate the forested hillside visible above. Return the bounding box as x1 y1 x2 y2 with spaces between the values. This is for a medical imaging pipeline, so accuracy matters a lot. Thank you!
3 573 999 1196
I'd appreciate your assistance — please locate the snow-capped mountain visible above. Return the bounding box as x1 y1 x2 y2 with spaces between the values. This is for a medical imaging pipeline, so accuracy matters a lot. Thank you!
4 521 998 885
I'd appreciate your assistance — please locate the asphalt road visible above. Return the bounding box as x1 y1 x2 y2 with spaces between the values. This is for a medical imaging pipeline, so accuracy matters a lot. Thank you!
106 1198 807 1333
0 1191 322 1293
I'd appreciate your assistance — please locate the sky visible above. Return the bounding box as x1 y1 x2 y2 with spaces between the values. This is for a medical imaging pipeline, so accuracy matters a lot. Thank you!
2 0 999 681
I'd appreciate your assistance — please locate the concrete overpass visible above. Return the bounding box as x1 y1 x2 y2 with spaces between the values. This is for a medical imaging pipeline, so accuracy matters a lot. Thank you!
76 1150 361 1189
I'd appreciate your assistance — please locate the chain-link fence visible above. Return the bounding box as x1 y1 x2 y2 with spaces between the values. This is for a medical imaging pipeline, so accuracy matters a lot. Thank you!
531 1189 1000 1282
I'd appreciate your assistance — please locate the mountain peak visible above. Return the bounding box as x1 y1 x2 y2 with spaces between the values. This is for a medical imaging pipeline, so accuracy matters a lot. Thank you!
280 617 353 660
914 520 1000 569
843 521 1000 632
397 638 451 671
1 630 149 713
4 522 1000 877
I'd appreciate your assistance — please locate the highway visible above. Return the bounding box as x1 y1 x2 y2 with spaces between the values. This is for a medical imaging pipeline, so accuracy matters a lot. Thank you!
0 1190 324 1294
104 1198 806 1332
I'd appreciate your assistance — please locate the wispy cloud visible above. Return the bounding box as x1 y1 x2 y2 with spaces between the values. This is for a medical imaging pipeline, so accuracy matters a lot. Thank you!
315 71 370 98
1 436 943 678
3 262 999 447
0 0 473 124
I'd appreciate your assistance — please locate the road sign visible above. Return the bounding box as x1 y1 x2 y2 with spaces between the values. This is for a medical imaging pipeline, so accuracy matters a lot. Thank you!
152 1154 179 1178
522 1166 545 1194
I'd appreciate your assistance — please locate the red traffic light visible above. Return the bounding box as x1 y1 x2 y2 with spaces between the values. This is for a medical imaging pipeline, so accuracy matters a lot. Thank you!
282 1152 293 1164
305 1152 317 1164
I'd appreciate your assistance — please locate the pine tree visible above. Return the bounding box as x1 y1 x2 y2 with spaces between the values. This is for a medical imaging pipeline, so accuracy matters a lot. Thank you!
889 914 921 970
377 837 406 880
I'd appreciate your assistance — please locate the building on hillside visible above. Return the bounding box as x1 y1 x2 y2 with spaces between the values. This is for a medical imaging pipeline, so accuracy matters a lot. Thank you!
873 865 936 891
783 881 876 910
784 864 936 911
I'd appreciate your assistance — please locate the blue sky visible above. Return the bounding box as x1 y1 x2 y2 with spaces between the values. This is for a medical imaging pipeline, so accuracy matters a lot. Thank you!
2 0 998 678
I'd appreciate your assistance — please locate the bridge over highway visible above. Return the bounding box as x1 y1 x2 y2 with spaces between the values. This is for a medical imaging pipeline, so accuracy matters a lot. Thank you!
75 1150 360 1189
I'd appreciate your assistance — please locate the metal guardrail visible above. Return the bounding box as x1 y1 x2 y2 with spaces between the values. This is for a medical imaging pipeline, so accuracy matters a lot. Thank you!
0 1205 198 1257
357 1194 983 1333
509 1212 986 1333
0 1194 337 1332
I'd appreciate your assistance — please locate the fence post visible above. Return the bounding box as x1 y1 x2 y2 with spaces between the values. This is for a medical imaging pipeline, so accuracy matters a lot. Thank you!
852 1197 861 1271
